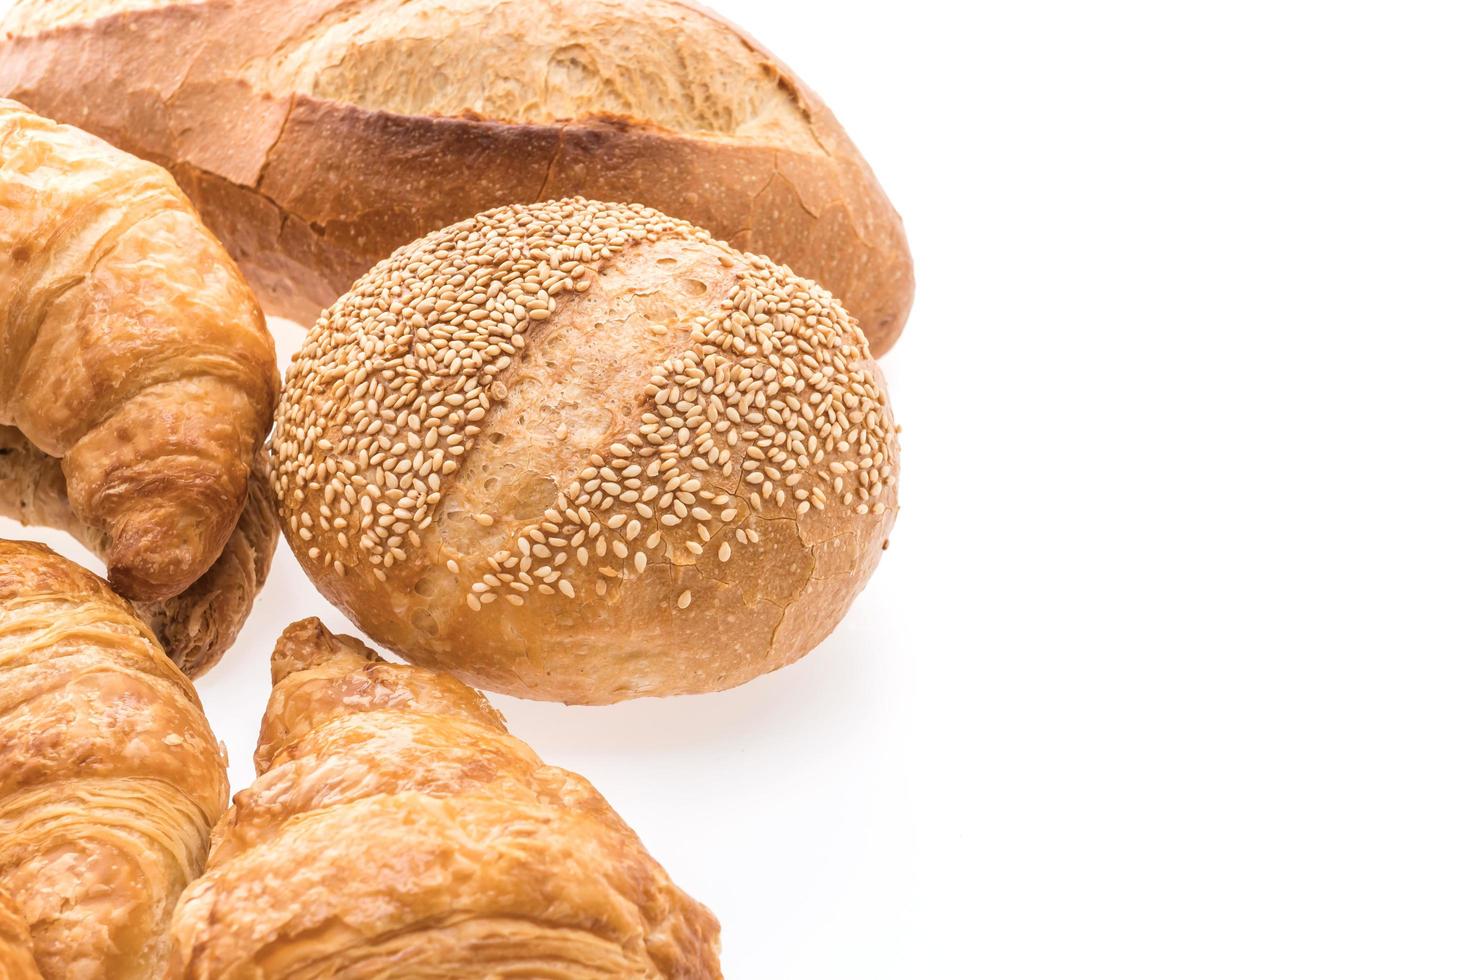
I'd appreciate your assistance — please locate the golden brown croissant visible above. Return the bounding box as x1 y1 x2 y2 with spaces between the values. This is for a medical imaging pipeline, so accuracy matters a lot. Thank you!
0 892 42 979
0 540 229 980
168 618 722 978
0 99 277 602
0 425 278 676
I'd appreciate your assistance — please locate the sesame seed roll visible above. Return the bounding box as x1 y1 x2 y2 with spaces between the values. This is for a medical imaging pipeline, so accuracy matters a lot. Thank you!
270 198 898 703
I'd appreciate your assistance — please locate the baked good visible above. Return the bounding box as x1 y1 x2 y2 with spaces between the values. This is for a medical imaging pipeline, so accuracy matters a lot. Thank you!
0 426 278 677
168 618 722 977
0 892 41 980
0 98 277 602
270 198 899 703
0 540 229 979
0 0 914 354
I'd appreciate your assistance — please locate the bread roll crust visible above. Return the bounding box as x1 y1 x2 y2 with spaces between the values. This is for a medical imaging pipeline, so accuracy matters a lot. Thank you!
270 198 898 703
0 540 229 980
168 618 722 978
0 0 913 354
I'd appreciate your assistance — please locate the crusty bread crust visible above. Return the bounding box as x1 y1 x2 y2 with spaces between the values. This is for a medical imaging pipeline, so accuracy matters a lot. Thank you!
0 0 914 354
270 199 899 703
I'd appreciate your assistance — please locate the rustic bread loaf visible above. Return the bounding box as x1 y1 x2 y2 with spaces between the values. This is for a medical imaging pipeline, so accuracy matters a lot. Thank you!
0 0 914 354
269 198 899 704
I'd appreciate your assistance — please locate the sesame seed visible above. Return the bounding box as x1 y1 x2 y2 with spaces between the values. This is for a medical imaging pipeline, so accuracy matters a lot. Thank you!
267 197 898 617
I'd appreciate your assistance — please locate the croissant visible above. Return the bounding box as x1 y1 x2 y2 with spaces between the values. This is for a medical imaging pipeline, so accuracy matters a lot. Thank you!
0 425 278 676
168 618 722 978
0 99 277 602
0 540 229 979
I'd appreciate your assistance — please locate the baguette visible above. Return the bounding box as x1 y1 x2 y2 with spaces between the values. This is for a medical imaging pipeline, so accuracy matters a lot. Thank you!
0 0 914 354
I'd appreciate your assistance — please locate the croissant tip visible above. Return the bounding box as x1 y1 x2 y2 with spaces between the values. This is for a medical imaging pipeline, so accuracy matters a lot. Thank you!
270 618 334 683
105 532 219 604
269 618 380 685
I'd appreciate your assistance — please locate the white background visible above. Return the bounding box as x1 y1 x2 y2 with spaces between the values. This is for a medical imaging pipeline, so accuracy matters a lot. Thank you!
4 1 1469 976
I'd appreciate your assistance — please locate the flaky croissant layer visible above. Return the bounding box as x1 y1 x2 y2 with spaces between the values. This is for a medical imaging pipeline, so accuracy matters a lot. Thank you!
167 618 722 979
0 99 277 602
0 425 278 677
0 892 42 979
0 540 229 980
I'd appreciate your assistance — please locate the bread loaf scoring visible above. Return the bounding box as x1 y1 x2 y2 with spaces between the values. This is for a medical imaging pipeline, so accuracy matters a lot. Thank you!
0 0 914 354
270 198 899 703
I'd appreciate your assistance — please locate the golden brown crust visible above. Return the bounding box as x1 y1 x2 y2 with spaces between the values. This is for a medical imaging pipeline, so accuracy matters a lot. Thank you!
0 99 278 602
0 892 42 980
168 618 722 978
0 539 229 980
0 426 278 677
0 0 913 354
270 199 899 703
139 460 278 676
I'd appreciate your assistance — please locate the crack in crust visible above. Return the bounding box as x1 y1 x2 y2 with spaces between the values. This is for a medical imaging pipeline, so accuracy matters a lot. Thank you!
0 0 914 353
